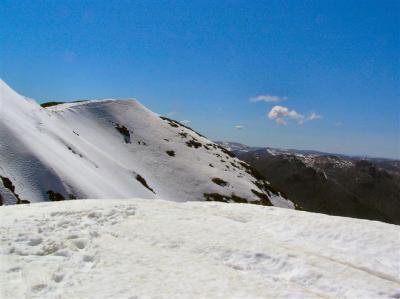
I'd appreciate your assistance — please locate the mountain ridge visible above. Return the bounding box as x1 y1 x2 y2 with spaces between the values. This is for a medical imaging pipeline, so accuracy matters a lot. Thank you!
0 81 293 208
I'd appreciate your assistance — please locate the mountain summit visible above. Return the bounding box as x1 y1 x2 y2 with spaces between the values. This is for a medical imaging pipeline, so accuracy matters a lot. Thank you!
0 80 293 208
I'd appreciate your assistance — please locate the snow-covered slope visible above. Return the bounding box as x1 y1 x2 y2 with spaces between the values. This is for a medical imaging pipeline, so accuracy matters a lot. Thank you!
0 80 292 207
1 199 399 299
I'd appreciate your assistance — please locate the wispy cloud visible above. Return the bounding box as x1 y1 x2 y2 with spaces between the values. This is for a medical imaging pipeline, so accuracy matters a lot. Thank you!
306 112 323 121
167 111 176 117
250 94 287 103
268 106 322 125
235 125 244 130
181 120 190 125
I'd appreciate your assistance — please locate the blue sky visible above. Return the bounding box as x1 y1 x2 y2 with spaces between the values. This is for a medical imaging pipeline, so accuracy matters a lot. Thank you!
1 0 399 158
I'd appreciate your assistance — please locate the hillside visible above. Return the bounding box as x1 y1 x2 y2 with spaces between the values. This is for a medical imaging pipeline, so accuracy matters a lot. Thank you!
218 142 400 224
0 80 292 208
1 199 399 299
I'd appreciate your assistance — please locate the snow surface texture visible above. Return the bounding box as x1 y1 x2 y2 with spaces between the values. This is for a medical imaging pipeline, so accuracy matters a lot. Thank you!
1 199 399 299
0 80 292 207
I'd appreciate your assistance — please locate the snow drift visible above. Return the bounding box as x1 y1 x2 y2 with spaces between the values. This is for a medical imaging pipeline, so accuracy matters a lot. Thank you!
1 199 399 298
0 80 293 207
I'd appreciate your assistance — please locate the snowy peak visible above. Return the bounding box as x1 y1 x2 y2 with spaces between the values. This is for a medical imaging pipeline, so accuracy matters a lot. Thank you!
0 82 294 208
0 79 41 118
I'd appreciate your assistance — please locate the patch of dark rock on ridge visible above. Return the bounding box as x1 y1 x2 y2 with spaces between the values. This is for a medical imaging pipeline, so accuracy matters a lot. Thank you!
212 177 228 187
204 192 272 206
0 176 29 204
159 116 205 137
115 124 131 143
166 150 175 157
251 189 273 206
186 140 202 149
41 101 65 108
136 174 155 194
46 190 66 201
160 116 179 128
67 146 83 157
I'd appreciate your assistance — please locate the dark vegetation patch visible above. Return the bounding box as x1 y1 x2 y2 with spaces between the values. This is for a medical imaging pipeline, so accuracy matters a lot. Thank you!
46 190 66 201
41 100 87 108
136 174 155 194
137 140 147 145
47 190 76 201
166 150 175 157
204 145 210 150
160 116 179 128
160 116 205 137
73 130 80 136
215 144 236 158
204 193 238 203
0 176 28 204
232 160 290 203
251 189 273 206
239 161 264 181
253 179 285 198
115 124 131 143
67 146 83 157
178 132 188 138
41 101 65 108
212 177 228 187
164 139 170 142
231 162 239 168
186 140 202 149
204 193 271 206
209 163 214 167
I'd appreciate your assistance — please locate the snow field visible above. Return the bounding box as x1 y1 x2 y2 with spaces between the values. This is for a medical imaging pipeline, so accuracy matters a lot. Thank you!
1 199 399 299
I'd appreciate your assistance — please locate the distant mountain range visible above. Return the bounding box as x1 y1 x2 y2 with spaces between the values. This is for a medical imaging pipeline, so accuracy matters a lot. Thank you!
0 80 293 209
217 142 400 224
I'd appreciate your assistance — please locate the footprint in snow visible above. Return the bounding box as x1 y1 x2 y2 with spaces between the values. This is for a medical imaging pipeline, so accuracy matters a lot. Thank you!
28 237 42 246
72 239 87 250
31 284 47 293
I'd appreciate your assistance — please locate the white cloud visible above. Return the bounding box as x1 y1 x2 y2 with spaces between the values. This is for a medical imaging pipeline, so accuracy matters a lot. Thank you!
250 95 287 103
235 125 244 130
268 106 322 125
268 105 304 125
181 120 190 125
